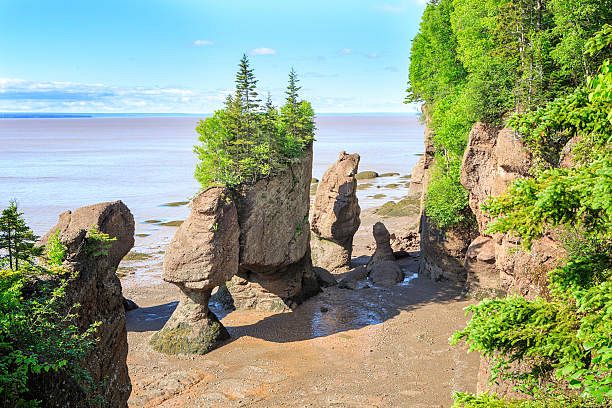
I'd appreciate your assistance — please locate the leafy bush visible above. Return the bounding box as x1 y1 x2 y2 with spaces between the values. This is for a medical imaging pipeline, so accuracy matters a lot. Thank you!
194 56 315 189
425 157 471 229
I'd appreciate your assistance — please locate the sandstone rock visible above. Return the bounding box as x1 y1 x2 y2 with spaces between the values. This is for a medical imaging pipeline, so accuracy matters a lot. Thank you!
153 187 239 354
496 234 566 298
163 187 239 288
236 147 313 272
337 265 368 290
150 288 229 354
311 151 361 273
559 135 580 168
313 266 338 287
370 261 404 287
419 212 478 283
465 235 500 296
461 124 531 231
367 222 395 267
35 201 133 407
366 222 404 286
225 145 320 310
227 250 320 311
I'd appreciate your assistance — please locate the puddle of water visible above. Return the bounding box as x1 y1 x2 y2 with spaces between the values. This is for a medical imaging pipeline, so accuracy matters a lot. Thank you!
310 298 384 338
400 272 419 286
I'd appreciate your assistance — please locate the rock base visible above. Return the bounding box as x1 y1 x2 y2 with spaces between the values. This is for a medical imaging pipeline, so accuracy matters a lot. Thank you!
227 252 320 312
311 234 352 273
150 288 229 355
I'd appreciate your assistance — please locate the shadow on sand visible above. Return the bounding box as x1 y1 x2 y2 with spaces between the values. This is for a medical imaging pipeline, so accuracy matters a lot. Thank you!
126 270 464 347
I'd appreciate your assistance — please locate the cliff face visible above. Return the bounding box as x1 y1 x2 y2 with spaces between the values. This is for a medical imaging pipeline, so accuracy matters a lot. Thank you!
411 126 478 284
35 201 134 407
459 123 566 298
412 122 567 298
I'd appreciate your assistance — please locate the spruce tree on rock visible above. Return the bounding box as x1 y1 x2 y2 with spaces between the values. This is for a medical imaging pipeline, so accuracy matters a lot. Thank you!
0 201 40 270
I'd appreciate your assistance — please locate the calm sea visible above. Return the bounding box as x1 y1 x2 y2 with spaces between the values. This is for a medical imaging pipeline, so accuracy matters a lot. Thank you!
0 114 424 239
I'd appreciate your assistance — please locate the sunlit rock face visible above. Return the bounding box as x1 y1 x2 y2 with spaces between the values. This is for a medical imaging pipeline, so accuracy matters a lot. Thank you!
310 151 361 273
228 144 320 311
35 201 134 407
151 187 238 354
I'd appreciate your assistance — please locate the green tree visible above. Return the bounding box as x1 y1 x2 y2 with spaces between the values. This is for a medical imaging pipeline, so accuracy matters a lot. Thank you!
0 201 39 270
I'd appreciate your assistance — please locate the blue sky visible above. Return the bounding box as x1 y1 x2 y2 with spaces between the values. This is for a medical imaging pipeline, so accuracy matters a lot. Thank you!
0 1 426 113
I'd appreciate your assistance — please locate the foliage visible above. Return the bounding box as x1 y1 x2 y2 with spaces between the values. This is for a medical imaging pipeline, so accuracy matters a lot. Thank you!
194 55 315 189
44 230 66 269
0 201 40 270
0 206 99 406
483 157 612 247
407 0 611 229
84 226 116 258
425 157 471 229
440 21 612 407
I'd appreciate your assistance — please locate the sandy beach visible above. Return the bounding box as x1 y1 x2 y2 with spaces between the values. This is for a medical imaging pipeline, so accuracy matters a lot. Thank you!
123 206 479 407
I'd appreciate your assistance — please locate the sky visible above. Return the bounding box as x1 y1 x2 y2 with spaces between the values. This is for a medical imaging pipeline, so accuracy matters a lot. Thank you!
0 0 426 113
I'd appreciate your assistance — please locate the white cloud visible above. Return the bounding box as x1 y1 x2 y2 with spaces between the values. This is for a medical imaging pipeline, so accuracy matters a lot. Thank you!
364 52 381 59
0 78 225 113
193 39 214 47
379 3 405 13
251 47 276 56
338 48 352 56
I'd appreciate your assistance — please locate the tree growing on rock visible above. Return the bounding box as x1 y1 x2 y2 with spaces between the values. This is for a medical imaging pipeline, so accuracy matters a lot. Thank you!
0 200 40 270
194 56 315 189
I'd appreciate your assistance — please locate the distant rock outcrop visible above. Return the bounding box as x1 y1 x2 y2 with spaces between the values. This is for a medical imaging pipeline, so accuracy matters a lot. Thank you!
310 151 361 273
151 187 238 354
35 201 134 408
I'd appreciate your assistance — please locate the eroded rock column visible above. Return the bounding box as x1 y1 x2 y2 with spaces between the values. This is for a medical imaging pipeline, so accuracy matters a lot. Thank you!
151 187 239 354
310 151 361 273
367 222 403 286
36 201 134 408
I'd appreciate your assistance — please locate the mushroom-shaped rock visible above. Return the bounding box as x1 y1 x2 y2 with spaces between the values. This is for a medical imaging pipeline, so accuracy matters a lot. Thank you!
311 151 361 273
36 201 134 407
367 222 403 286
151 187 239 354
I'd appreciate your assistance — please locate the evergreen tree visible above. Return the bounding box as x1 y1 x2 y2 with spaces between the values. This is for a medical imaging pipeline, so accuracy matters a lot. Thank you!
285 67 301 108
0 201 39 270
235 54 261 114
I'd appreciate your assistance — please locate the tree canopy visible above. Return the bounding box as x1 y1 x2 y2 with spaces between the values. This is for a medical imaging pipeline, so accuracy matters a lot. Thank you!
194 56 315 189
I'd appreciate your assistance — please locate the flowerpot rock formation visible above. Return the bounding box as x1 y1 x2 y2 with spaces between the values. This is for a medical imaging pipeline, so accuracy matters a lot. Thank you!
151 187 238 354
155 145 322 354
310 151 361 273
35 201 134 408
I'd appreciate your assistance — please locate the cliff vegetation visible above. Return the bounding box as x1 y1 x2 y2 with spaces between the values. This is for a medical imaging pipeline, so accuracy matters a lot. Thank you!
409 0 611 405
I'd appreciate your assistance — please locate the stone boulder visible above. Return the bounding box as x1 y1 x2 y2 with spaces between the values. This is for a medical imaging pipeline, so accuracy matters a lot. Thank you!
227 144 320 311
35 201 134 407
151 187 238 354
311 151 361 273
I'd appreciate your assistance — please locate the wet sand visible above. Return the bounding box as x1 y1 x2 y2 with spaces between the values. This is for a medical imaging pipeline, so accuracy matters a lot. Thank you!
123 208 480 407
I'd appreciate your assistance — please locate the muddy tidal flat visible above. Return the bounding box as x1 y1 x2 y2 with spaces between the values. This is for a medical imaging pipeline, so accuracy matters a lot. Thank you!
123 209 479 407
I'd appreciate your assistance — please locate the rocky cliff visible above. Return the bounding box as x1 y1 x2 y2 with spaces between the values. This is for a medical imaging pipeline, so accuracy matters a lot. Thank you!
412 122 567 298
35 201 134 407
411 126 478 284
